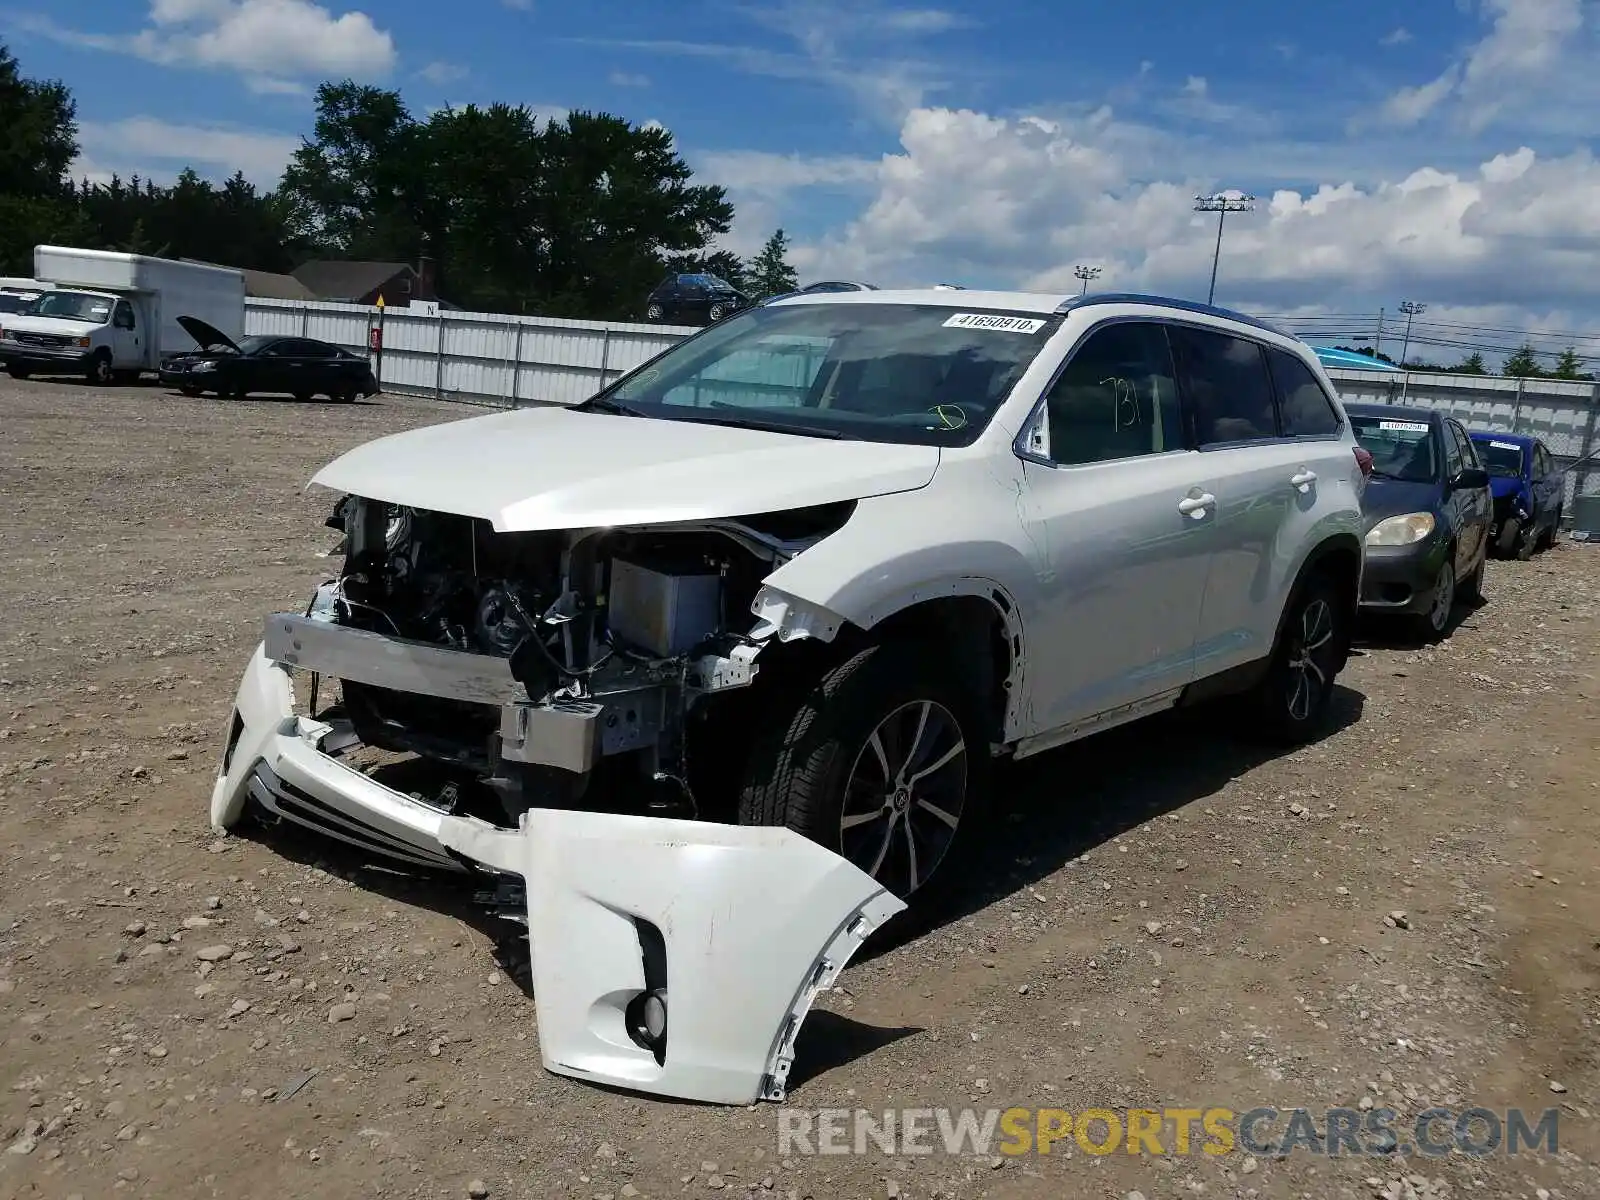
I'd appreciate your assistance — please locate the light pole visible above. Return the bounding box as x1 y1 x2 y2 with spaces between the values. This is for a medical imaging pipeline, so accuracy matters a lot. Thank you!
1194 191 1255 306
1397 300 1426 367
1073 265 1101 294
1397 300 1426 404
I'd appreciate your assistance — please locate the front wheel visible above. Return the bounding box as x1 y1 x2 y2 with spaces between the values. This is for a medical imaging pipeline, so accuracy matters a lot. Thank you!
1414 559 1456 642
708 302 730 322
87 353 115 386
737 644 989 904
178 385 202 398
6 366 30 380
1248 572 1347 742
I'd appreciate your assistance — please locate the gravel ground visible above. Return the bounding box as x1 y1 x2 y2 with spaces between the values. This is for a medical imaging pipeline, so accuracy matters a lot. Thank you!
1 375 1597 1200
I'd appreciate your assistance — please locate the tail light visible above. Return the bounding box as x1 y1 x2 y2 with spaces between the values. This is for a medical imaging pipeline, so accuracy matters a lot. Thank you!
1353 446 1373 478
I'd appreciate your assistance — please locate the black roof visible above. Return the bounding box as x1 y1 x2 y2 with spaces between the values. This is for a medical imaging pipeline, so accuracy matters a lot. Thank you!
1055 292 1291 338
1342 402 1443 424
291 260 413 301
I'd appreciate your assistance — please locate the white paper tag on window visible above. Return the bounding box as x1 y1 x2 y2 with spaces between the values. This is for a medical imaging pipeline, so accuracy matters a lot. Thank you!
1490 440 1521 451
943 312 1046 334
1378 420 1430 433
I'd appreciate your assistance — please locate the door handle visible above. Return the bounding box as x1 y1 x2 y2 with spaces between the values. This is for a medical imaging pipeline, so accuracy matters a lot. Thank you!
1178 492 1215 518
1290 468 1317 492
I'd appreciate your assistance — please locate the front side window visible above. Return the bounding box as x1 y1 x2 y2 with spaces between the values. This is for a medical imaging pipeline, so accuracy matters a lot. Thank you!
113 301 135 330
1169 326 1278 444
1040 321 1183 465
1476 438 1525 477
1267 347 1340 437
1444 422 1466 476
1349 415 1439 482
1449 423 1478 471
595 303 1062 446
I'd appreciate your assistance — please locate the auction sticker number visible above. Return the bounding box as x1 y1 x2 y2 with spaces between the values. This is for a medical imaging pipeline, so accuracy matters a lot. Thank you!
943 313 1046 334
1490 440 1521 451
1378 421 1430 433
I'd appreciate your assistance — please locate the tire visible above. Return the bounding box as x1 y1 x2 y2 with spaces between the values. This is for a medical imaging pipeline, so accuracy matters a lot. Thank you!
87 352 115 386
1539 509 1561 550
334 388 357 404
645 303 665 322
1246 570 1347 743
736 643 990 904
178 385 201 398
1414 559 1456 642
1494 519 1520 558
1515 526 1535 561
6 367 30 380
708 302 730 322
293 392 313 403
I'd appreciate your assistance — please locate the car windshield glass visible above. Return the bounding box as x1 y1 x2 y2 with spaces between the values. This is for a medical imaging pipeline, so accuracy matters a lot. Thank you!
27 291 113 322
1349 415 1438 482
592 302 1061 446
234 335 274 355
1474 439 1524 476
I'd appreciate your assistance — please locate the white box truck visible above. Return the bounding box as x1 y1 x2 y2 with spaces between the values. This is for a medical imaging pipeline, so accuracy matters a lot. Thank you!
0 246 245 385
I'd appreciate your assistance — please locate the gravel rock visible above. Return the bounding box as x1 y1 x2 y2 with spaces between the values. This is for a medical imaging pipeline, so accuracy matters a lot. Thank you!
327 1001 357 1023
467 1181 489 1199
194 944 234 962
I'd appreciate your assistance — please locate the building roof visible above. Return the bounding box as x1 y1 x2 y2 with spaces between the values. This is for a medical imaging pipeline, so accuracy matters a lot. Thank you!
180 259 317 301
291 260 414 302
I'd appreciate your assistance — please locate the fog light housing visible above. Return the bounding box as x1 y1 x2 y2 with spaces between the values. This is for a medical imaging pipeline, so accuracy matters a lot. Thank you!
628 987 668 1054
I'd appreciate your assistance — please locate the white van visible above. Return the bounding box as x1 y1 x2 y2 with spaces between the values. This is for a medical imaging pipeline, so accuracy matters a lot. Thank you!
0 247 245 385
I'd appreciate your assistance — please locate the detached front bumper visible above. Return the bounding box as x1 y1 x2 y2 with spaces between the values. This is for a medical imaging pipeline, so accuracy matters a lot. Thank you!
212 639 904 1105
1358 539 1448 614
440 811 903 1104
210 644 468 871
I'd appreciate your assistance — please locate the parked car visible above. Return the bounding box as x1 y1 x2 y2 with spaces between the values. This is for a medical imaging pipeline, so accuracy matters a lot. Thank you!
1344 403 1491 640
764 280 879 304
1467 430 1564 558
644 273 751 325
159 317 378 402
210 290 1368 1103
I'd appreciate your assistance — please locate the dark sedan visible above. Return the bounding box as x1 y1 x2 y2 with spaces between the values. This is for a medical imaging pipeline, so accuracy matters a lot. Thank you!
160 317 379 402
643 273 750 325
1346 403 1492 641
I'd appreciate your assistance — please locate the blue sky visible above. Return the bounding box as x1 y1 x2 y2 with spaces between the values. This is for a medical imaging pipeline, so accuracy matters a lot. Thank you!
7 1 1600 363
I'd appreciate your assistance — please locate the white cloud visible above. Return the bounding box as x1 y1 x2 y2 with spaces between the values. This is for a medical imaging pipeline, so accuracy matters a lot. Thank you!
502 0 533 8
774 103 1600 323
1381 26 1413 46
420 61 468 85
73 117 301 185
1378 0 1592 131
607 70 651 87
21 1 395 84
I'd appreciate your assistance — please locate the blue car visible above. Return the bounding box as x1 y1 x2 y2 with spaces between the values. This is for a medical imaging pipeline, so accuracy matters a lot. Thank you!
1466 431 1565 559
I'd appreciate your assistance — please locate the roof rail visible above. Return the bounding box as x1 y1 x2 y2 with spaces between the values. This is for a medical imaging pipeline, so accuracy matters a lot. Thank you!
1052 292 1289 336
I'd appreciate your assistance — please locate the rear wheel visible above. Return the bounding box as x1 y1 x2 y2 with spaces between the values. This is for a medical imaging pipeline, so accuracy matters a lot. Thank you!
334 388 357 404
737 643 989 904
708 301 730 322
1247 571 1346 743
645 303 665 322
6 367 29 380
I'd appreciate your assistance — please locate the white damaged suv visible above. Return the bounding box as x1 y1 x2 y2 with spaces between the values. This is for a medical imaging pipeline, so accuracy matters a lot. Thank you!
213 290 1368 1103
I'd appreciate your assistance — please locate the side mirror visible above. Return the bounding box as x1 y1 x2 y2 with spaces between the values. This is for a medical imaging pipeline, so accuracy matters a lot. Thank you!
1452 467 1489 490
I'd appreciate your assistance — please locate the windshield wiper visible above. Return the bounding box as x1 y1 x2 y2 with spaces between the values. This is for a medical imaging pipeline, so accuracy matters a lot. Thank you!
574 395 649 417
669 410 845 439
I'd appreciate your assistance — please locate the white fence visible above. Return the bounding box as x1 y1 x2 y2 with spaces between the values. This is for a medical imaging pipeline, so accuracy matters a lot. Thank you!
244 298 1600 503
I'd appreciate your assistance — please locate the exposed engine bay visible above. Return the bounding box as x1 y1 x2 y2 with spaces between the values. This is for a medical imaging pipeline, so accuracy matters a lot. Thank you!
289 494 855 830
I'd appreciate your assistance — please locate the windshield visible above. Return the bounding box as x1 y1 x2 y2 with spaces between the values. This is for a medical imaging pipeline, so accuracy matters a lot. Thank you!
1349 415 1439 482
681 273 734 290
27 291 113 323
1474 438 1525 477
590 302 1062 446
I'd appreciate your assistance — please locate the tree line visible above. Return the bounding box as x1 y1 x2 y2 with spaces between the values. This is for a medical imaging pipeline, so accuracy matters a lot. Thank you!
0 42 797 319
1331 344 1594 381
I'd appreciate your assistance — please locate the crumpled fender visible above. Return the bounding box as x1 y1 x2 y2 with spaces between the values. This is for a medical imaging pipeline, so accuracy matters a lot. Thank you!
437 809 905 1105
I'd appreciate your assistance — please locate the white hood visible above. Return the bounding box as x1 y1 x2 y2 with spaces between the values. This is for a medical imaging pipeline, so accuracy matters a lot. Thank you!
2 313 102 334
311 407 940 530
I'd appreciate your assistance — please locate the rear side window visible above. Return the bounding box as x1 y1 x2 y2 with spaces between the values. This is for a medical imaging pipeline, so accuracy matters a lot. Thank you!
1267 348 1340 437
1169 326 1278 444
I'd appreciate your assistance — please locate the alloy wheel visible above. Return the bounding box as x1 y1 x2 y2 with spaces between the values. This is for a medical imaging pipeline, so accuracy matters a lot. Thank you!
838 699 967 896
1285 596 1336 722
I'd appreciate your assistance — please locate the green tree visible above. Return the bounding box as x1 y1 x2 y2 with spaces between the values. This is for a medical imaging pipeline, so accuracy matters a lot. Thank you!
1551 346 1588 380
275 88 733 317
1502 343 1545 378
1451 351 1487 375
743 228 799 299
0 42 87 273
